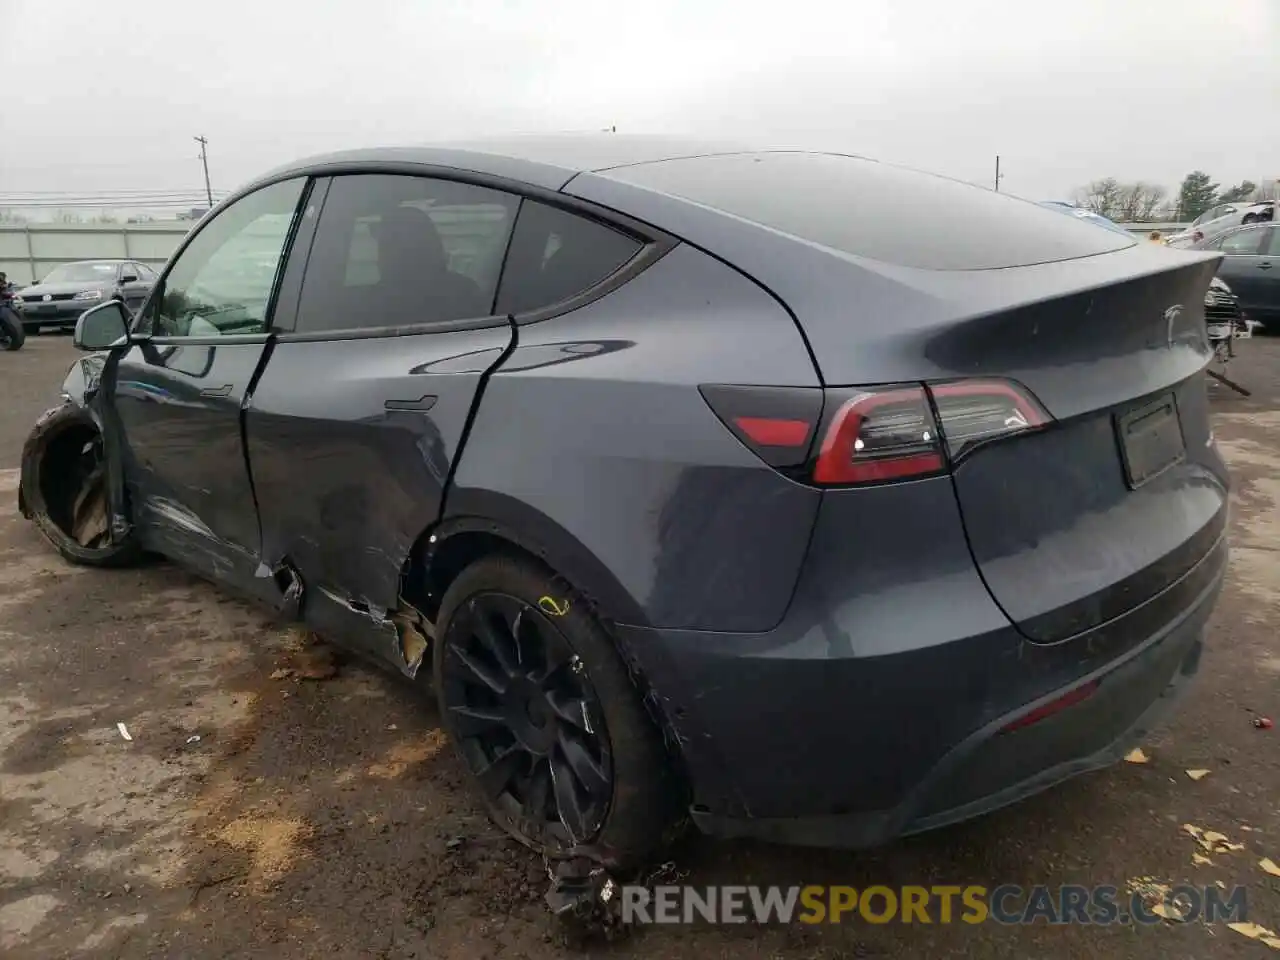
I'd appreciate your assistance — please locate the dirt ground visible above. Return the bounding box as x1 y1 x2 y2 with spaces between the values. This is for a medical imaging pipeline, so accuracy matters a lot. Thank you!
2 334 1279 959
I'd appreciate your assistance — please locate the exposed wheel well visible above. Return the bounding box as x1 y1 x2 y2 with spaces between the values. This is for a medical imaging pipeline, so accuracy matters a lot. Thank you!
410 529 526 622
405 525 692 795
35 421 103 540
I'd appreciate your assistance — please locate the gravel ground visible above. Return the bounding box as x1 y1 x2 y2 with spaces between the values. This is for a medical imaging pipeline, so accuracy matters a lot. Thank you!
2 333 1279 958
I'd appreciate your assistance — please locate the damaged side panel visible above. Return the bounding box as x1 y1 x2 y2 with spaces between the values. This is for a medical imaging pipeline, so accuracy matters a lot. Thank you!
244 322 517 674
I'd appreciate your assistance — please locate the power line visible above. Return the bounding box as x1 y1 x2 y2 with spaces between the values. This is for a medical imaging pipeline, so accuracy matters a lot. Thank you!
0 188 231 198
0 199 220 209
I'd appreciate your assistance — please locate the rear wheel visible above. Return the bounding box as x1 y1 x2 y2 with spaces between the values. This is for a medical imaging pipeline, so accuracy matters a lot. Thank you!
433 555 680 870
0 308 23 351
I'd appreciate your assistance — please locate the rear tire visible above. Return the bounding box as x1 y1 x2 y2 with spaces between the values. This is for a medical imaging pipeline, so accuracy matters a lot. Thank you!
0 308 23 351
432 554 681 871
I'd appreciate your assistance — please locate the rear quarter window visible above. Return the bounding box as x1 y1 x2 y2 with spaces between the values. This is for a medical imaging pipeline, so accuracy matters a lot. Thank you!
602 152 1135 270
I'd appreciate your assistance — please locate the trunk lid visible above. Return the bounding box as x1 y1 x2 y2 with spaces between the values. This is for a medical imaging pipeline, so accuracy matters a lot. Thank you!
797 249 1229 644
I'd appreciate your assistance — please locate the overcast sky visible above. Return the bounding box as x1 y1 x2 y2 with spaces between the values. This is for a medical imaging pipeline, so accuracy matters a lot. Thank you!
4 0 1278 209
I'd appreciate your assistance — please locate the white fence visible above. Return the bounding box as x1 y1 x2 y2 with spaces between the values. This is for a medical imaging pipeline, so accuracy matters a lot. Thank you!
0 223 192 286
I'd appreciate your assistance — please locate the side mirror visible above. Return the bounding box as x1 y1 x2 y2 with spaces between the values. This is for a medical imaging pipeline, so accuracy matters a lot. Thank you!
74 300 132 351
121 273 138 283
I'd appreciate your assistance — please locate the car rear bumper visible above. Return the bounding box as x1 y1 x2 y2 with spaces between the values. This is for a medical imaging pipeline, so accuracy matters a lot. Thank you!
617 491 1226 849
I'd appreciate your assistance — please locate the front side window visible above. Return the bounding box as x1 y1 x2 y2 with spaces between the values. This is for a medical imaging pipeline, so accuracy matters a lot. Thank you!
295 174 519 334
139 178 304 337
495 200 643 316
1220 228 1265 256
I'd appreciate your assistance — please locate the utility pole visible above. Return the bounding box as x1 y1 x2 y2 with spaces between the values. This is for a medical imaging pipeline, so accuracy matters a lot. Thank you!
994 155 1004 192
194 136 213 208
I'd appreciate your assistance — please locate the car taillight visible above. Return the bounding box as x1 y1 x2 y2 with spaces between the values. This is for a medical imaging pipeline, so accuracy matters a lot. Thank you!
927 379 1049 462
700 378 1049 486
813 386 944 484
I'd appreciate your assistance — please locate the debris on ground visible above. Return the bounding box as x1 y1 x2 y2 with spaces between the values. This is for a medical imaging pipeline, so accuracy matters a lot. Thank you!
186 735 202 745
544 857 627 942
268 648 339 682
116 722 132 742
1124 747 1150 764
1183 823 1246 854
1228 921 1280 949
1185 768 1211 781
1260 858 1280 878
1254 716 1274 730
1192 853 1215 867
1126 877 1187 922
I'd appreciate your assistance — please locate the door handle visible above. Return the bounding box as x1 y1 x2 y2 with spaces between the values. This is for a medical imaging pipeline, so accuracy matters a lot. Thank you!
199 384 233 398
384 395 438 412
1258 262 1273 270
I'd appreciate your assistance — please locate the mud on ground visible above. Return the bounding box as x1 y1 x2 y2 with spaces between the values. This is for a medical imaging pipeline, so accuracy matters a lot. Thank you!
2 336 1279 958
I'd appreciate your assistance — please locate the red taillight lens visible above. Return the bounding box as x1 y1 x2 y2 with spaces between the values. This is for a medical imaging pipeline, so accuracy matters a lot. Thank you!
813 386 944 484
927 379 1049 463
700 377 1050 486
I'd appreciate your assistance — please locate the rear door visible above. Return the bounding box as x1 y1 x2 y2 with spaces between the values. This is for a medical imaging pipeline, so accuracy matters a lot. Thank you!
1211 225 1270 313
245 172 520 665
112 177 308 598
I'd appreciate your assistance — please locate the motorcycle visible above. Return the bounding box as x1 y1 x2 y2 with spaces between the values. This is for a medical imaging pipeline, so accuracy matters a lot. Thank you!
0 280 26 351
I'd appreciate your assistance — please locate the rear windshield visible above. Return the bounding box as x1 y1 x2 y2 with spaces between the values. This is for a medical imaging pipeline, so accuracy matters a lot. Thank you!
602 152 1135 270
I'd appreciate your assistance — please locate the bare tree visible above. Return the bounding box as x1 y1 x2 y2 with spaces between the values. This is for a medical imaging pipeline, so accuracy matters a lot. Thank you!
1074 179 1167 222
1136 183 1167 221
0 208 31 224
1075 178 1122 218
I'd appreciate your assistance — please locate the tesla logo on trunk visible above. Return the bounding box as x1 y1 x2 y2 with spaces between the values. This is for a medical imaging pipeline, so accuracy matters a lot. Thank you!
42 294 51 301
1164 305 1183 346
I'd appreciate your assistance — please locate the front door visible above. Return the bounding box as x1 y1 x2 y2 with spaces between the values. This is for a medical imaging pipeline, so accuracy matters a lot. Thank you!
245 172 521 665
117 262 153 314
112 177 308 597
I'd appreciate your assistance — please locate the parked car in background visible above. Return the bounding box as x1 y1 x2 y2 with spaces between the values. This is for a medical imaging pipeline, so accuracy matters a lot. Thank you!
20 137 1228 874
1037 201 1135 237
1166 201 1275 245
1194 222 1280 332
15 259 157 332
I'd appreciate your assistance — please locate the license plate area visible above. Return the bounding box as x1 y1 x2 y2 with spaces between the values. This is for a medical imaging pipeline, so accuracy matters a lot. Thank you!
1116 394 1185 489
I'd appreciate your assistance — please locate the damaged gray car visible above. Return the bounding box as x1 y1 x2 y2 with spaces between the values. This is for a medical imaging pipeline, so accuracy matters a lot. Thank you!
20 137 1229 891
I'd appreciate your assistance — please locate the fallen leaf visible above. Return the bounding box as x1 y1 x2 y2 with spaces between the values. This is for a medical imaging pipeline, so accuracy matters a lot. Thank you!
1186 768 1211 781
1192 853 1215 867
269 669 291 680
1228 921 1280 950
1261 858 1280 878
1204 831 1228 846
1183 823 1204 838
1151 901 1190 922
1125 748 1150 764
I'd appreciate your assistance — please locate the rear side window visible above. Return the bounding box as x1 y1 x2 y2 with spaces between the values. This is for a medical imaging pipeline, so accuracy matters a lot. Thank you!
495 201 642 316
602 152 1136 270
296 174 519 333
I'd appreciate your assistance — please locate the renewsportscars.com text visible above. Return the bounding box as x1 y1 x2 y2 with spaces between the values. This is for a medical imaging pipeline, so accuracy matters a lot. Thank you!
619 883 1248 926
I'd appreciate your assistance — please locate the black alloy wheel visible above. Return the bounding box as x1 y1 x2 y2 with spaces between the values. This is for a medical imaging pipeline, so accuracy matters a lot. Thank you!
438 592 614 850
